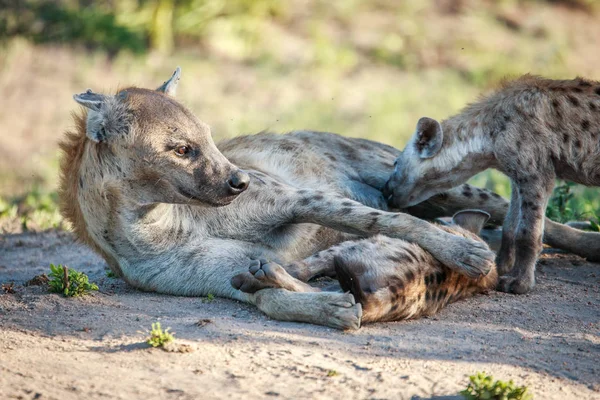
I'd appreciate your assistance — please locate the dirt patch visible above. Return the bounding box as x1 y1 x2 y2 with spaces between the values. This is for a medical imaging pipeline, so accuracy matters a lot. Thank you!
1 231 599 399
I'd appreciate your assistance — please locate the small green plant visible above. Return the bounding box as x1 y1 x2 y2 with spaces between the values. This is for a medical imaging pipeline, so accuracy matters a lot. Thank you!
461 372 532 400
146 322 174 348
203 293 215 303
327 370 338 377
48 264 98 297
105 270 117 278
546 182 581 223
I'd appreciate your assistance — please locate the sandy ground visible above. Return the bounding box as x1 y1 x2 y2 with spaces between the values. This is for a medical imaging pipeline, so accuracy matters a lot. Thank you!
0 231 598 400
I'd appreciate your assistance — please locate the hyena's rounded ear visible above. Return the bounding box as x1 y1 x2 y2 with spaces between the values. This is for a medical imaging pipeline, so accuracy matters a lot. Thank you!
73 89 128 143
452 209 490 235
415 117 443 159
156 66 181 97
73 89 108 112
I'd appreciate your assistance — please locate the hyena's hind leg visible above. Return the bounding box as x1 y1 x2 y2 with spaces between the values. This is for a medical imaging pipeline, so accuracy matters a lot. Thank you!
496 180 521 275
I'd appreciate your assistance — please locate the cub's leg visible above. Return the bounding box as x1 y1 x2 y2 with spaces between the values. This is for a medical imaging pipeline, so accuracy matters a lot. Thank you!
497 174 555 294
496 181 520 275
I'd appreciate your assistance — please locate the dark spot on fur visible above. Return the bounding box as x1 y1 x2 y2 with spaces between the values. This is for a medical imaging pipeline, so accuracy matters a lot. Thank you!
271 181 281 187
339 207 353 216
492 192 502 199
437 289 448 302
298 189 308 195
567 95 580 107
435 271 446 285
405 247 419 262
479 192 489 200
341 201 353 206
572 87 583 93
551 99 560 109
521 228 528 235
325 153 337 162
405 270 415 282
462 190 473 198
590 102 597 111
391 304 399 312
299 197 311 206
314 194 324 201
575 139 582 148
425 291 432 302
595 87 600 96
369 211 381 216
79 177 84 188
579 79 592 87
581 119 590 131
278 140 298 152
425 274 432 285
367 216 379 231
563 133 569 142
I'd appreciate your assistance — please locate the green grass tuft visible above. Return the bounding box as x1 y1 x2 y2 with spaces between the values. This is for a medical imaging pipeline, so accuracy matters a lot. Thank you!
48 264 98 297
146 322 174 348
461 372 532 400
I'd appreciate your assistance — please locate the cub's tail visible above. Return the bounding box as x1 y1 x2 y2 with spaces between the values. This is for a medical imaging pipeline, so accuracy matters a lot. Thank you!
334 256 366 305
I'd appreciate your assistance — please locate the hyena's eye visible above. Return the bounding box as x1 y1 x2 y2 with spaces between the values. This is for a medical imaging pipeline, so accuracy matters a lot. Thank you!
174 145 190 157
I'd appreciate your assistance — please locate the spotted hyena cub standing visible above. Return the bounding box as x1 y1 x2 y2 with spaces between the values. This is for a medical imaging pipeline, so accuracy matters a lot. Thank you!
232 209 497 323
384 75 600 294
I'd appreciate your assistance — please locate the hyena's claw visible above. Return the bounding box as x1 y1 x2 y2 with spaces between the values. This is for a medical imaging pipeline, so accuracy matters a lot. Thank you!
496 274 534 294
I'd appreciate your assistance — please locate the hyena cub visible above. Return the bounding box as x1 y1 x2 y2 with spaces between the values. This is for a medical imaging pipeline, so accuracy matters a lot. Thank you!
233 210 497 324
384 75 600 294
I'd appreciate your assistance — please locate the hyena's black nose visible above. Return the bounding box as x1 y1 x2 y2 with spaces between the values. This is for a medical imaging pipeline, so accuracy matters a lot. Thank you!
227 170 250 195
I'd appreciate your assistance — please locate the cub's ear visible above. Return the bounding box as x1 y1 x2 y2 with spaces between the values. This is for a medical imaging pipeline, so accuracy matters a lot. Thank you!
73 89 129 143
414 117 443 158
156 66 181 97
451 209 490 235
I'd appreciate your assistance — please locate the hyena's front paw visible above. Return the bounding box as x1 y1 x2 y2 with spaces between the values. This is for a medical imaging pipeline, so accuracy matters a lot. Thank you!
231 259 288 293
496 273 535 294
440 235 495 279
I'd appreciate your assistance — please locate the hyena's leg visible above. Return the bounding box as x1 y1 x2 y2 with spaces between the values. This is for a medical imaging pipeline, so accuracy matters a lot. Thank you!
412 183 600 262
128 239 361 330
497 176 555 294
406 184 509 225
496 181 520 275
287 190 495 278
284 238 365 281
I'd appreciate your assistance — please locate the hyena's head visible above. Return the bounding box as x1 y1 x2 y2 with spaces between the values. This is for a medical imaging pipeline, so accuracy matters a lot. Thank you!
384 115 483 209
73 67 249 207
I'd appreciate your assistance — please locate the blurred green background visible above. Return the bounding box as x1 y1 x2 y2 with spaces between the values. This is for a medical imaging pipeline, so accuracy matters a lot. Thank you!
1 0 600 231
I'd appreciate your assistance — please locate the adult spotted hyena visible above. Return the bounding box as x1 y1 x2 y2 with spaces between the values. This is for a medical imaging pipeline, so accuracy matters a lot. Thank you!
384 75 600 295
59 69 593 329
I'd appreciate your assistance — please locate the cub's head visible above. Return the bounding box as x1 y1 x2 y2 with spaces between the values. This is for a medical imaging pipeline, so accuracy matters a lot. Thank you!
383 117 450 209
73 67 249 207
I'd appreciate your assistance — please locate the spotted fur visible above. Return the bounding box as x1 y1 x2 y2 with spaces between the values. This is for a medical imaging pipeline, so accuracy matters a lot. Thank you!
386 75 600 294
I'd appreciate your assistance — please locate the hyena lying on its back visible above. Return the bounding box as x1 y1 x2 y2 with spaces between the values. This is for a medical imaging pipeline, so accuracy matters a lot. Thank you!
385 75 600 295
60 69 599 329
232 210 497 323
